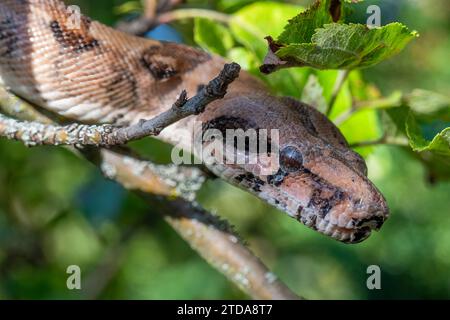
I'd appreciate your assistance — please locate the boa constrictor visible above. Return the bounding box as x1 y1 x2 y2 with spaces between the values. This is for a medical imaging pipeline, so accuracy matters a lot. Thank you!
0 0 389 243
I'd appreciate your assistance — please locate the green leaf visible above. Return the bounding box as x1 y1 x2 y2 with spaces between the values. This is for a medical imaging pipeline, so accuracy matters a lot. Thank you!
383 95 450 183
396 90 450 158
194 18 234 56
405 111 450 182
277 0 365 44
278 0 343 45
259 0 417 73
405 89 450 117
216 0 260 13
313 70 382 157
230 1 304 60
383 107 410 138
406 113 450 156
114 1 142 15
227 47 259 71
227 2 310 97
342 109 382 156
263 23 417 72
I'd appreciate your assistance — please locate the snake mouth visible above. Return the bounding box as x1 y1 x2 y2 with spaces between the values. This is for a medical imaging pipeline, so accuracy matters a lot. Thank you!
226 165 388 244
254 184 387 244
299 211 386 244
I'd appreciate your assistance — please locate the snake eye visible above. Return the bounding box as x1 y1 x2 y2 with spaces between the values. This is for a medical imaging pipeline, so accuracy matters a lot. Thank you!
280 146 304 173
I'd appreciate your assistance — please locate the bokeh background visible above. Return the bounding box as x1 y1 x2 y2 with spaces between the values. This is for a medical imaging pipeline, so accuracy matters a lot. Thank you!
0 0 449 299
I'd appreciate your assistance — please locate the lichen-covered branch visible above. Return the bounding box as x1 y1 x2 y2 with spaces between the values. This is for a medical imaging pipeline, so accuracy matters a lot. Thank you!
0 63 240 147
100 151 205 201
101 152 301 300
165 202 299 300
0 114 116 147
0 85 301 300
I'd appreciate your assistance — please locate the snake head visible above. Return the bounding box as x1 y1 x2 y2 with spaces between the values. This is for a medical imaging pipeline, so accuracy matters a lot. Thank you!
200 95 389 244
264 143 389 244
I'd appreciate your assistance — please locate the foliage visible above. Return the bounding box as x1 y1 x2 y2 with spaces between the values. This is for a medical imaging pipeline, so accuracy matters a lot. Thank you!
263 0 417 71
193 0 449 181
273 23 417 70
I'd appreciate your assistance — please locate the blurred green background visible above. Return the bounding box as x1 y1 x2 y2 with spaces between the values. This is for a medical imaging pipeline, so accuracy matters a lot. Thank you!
0 0 449 299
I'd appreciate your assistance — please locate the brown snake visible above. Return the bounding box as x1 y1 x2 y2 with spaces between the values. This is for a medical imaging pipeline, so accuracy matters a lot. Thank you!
0 0 389 243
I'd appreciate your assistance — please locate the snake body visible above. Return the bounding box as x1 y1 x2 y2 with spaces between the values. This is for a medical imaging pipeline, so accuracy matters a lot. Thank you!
0 0 389 243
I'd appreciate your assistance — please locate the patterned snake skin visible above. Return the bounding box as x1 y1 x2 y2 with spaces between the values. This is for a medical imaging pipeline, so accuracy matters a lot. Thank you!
0 0 389 243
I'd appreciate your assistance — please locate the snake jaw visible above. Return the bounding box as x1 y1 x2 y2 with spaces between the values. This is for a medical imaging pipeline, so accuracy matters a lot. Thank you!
299 214 372 243
258 184 388 244
298 208 387 244
229 148 390 244
302 184 387 244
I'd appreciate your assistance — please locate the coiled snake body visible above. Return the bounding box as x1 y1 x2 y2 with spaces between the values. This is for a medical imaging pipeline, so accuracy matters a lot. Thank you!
0 0 389 243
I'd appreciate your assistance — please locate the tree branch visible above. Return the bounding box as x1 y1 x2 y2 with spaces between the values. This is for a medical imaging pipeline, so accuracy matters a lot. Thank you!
103 155 301 299
0 86 301 300
0 63 240 147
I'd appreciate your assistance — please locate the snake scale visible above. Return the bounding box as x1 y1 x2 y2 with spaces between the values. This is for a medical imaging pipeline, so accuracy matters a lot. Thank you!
0 0 389 243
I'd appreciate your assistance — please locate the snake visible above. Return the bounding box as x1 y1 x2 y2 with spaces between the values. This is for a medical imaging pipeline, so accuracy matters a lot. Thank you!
0 0 389 243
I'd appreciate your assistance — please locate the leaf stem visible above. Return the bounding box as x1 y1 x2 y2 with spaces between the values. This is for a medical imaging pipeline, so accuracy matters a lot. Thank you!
158 8 232 24
334 94 403 126
350 135 409 148
326 69 350 117
116 8 232 35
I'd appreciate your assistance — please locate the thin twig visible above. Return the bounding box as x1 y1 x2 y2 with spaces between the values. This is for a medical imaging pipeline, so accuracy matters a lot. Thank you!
334 94 404 126
158 8 232 25
117 8 232 36
113 63 240 142
350 134 409 148
333 106 355 126
116 0 186 35
0 63 240 147
143 0 157 20
326 70 350 116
